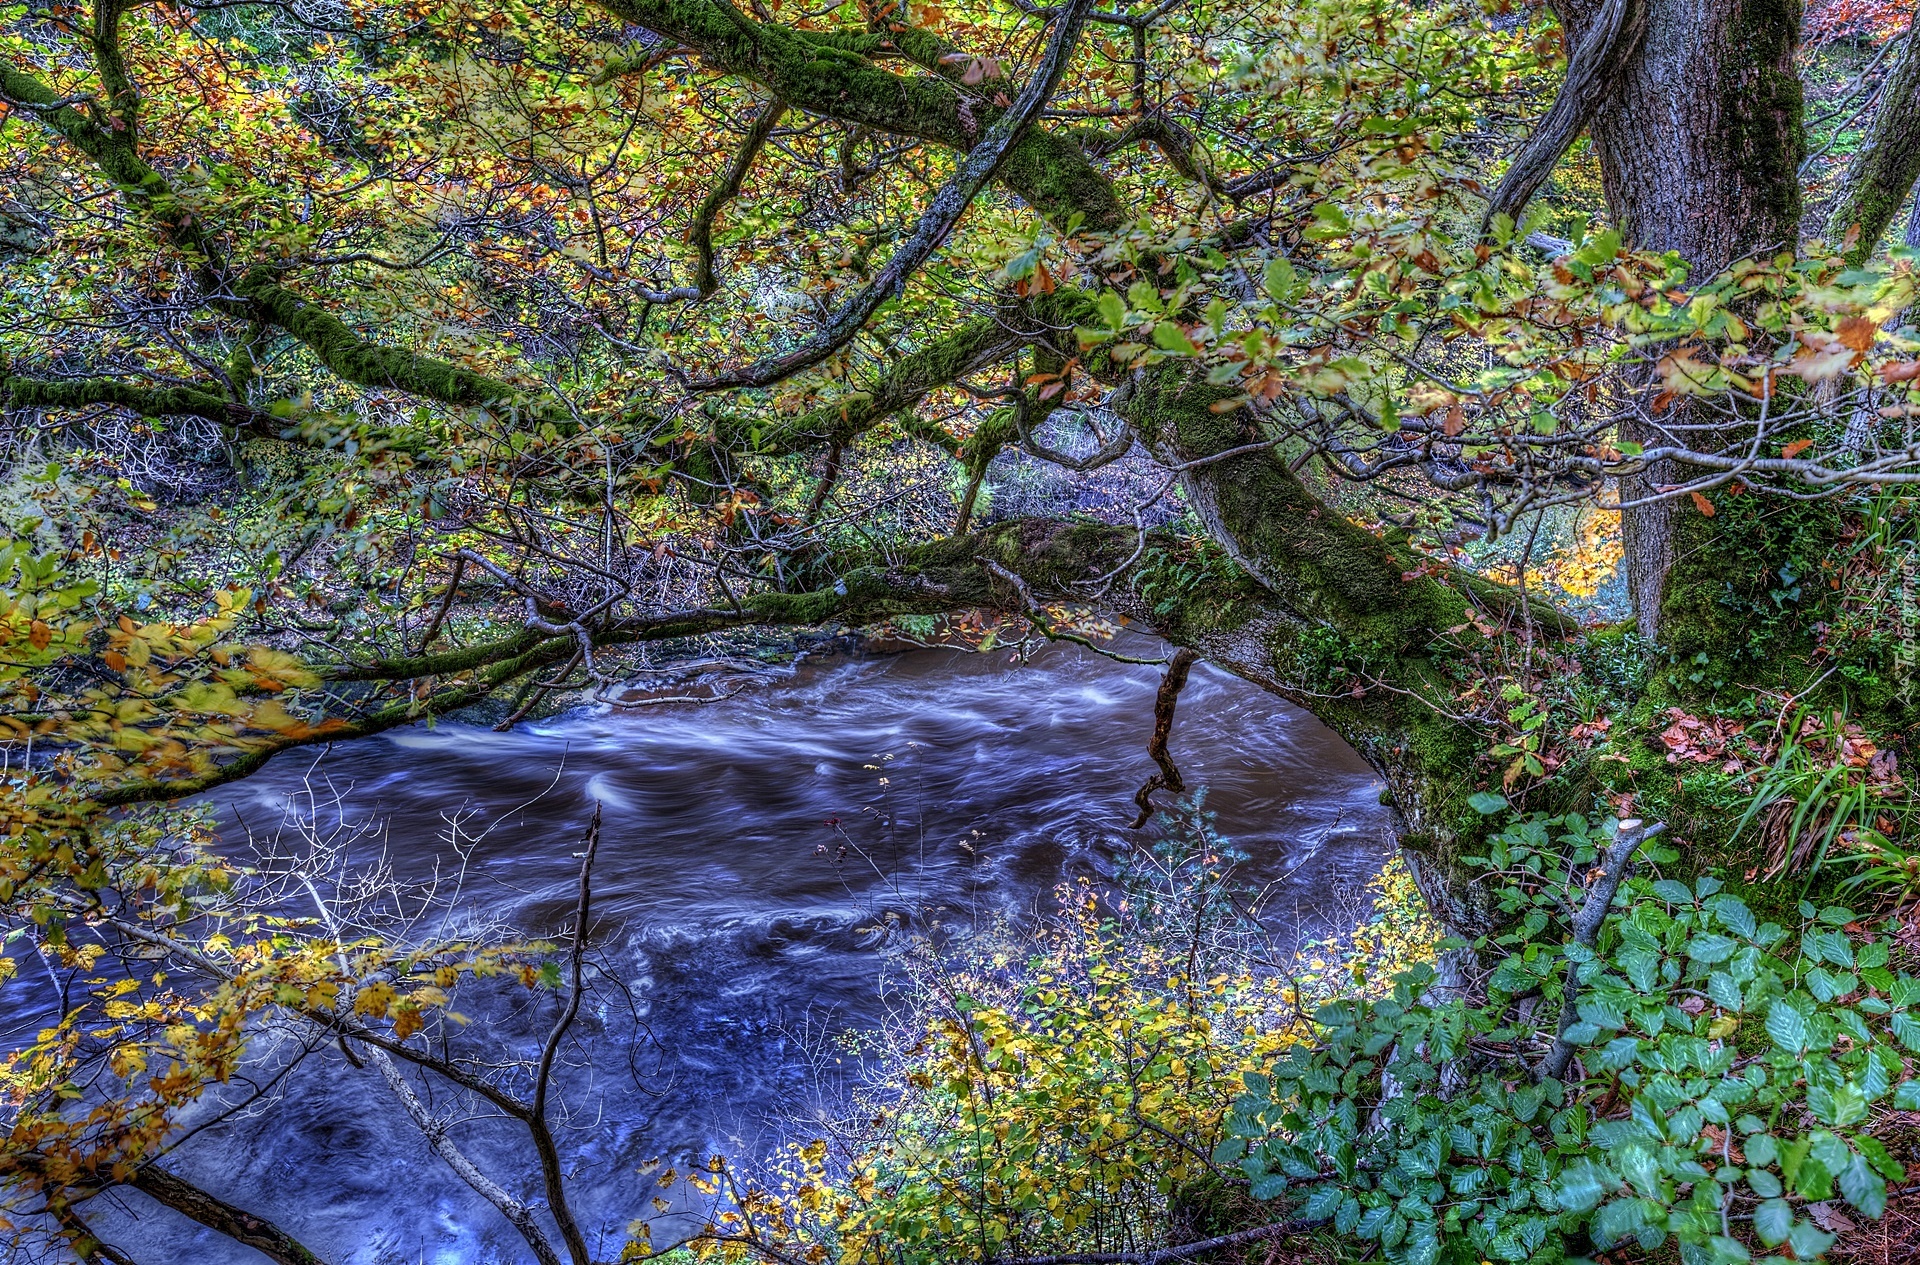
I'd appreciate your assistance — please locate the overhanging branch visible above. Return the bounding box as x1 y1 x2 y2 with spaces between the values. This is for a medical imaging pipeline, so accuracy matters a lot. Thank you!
686 0 1098 390
1825 11 1920 264
1482 0 1646 232
4 375 278 436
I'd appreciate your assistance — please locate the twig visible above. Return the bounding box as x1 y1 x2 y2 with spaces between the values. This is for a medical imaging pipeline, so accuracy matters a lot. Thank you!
982 557 1170 665
1536 818 1666 1081
989 1216 1320 1265
414 554 467 655
529 805 603 1265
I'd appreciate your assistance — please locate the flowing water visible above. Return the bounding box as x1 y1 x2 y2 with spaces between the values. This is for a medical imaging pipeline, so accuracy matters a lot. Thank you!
7 642 1395 1264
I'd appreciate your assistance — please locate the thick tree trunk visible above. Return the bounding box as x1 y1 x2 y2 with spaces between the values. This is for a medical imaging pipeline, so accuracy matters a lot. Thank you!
1556 0 1806 644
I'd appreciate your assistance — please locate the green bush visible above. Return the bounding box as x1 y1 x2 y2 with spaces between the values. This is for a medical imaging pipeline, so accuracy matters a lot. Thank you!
1221 813 1917 1265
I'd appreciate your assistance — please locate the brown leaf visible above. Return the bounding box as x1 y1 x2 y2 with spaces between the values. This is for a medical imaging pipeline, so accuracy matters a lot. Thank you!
1786 337 1858 383
1880 359 1920 383
1835 314 1880 353
1807 1202 1856 1235
1690 491 1716 518
1782 438 1814 459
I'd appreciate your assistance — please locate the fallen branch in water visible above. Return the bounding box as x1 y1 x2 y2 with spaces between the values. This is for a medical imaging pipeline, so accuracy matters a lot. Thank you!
1131 647 1199 828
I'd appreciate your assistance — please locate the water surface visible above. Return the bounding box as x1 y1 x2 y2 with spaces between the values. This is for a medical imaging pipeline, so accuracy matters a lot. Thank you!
10 643 1393 1264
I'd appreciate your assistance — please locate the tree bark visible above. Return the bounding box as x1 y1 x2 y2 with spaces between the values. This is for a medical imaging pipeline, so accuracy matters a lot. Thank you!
123 1165 325 1265
1554 0 1806 644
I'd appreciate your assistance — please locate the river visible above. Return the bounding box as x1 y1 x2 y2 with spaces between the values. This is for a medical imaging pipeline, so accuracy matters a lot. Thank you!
9 641 1394 1264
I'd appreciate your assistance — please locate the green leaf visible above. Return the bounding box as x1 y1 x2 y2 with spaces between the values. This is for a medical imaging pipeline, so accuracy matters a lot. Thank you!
1467 792 1509 815
1555 1159 1613 1213
1840 1154 1886 1216
1787 1220 1836 1261
1262 257 1299 303
1687 933 1737 964
1752 1198 1793 1246
1152 322 1199 355
1301 1184 1344 1219
1249 1173 1289 1200
1766 999 1808 1052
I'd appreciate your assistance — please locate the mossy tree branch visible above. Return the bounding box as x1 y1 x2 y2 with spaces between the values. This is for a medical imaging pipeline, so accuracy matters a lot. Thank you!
1 62 531 415
691 95 788 297
711 309 1037 456
590 0 1126 232
1825 10 1920 264
688 0 1098 391
3 375 280 436
1112 363 1578 902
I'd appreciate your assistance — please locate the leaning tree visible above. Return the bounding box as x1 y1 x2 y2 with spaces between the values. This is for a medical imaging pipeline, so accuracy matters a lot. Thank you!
4 0 1920 1251
6 0 1920 945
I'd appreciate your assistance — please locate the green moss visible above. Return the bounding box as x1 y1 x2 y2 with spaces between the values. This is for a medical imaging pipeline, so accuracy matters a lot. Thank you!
1651 491 1841 705
596 0 1124 232
1129 366 1474 659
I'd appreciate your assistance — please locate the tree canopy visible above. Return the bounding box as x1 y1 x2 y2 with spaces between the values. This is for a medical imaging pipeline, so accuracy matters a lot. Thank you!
7 0 1920 1260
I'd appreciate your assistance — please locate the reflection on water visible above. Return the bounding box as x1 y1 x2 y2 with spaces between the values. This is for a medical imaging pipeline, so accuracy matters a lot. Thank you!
7 643 1394 1264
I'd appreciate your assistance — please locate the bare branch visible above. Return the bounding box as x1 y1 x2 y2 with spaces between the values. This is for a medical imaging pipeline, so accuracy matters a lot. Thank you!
1536 818 1666 1082
989 1215 1318 1265
527 806 603 1265
365 1046 567 1265
1130 647 1199 828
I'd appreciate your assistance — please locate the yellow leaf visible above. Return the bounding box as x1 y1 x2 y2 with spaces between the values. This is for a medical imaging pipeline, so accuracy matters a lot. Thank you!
353 980 395 1019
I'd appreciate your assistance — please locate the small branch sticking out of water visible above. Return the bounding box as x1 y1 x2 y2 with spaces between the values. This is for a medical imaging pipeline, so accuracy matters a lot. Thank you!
1131 647 1200 828
531 803 602 1265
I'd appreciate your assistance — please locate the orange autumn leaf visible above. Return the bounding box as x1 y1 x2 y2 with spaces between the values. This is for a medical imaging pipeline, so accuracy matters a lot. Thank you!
1782 439 1814 459
1835 314 1879 353
1690 491 1716 517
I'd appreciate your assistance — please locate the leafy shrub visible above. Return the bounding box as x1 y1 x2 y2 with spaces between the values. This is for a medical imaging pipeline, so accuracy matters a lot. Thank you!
1222 814 1919 1265
657 814 1920 1265
642 806 1435 1263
